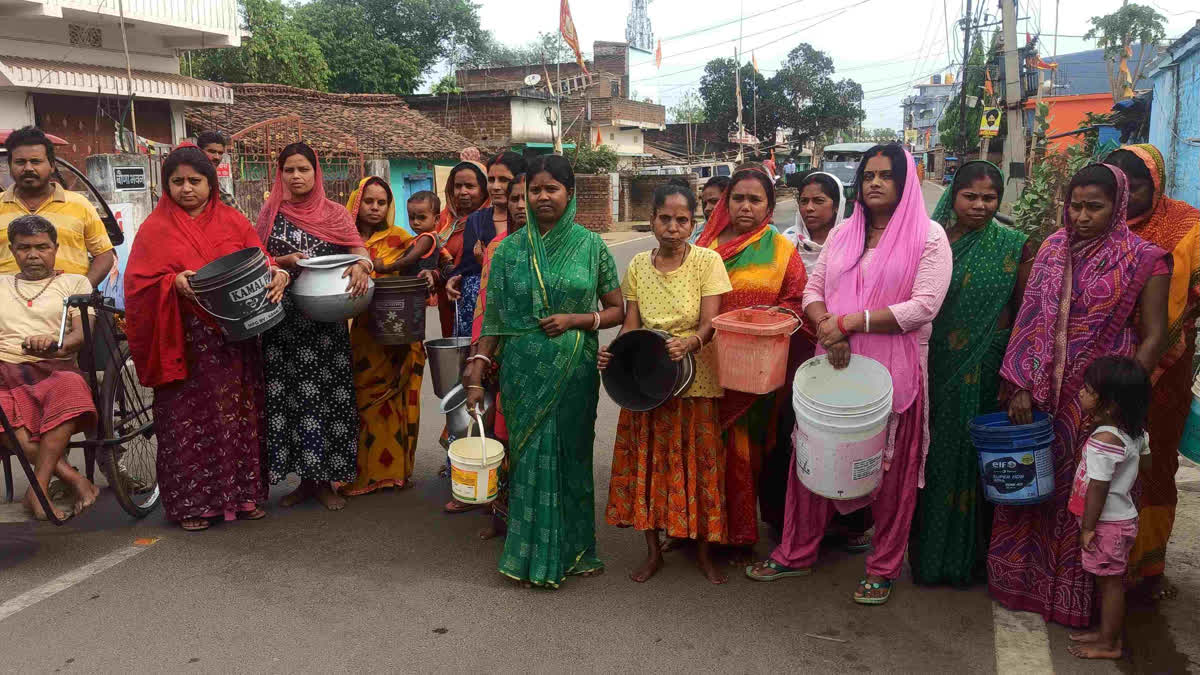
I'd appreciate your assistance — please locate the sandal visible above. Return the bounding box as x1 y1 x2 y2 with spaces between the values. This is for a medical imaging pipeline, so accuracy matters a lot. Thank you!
237 507 267 521
853 578 892 605
844 532 872 553
745 559 813 582
180 518 210 532
443 499 483 514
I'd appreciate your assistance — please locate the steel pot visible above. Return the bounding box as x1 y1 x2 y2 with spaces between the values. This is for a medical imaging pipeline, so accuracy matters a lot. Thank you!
292 254 375 322
440 384 494 439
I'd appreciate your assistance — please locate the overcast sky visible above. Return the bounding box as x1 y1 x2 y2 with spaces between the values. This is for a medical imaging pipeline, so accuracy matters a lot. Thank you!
441 0 1200 131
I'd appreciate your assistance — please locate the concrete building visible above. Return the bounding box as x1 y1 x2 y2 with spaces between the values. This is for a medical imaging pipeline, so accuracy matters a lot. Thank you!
901 75 956 156
446 41 665 168
0 0 237 167
1147 22 1200 203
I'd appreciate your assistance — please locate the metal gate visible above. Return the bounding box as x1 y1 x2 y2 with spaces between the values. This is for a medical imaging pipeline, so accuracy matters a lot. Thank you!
228 115 363 219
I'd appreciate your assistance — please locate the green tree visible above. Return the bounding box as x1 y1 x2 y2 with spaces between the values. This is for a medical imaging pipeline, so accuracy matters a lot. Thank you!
354 0 486 75
1083 3 1167 99
431 73 462 95
191 0 330 90
459 31 573 69
698 58 789 145
293 1 419 94
669 90 706 124
566 141 620 174
772 43 865 151
938 33 995 156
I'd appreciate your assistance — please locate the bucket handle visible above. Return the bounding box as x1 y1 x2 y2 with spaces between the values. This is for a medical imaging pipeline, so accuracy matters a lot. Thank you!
470 408 490 469
748 305 803 335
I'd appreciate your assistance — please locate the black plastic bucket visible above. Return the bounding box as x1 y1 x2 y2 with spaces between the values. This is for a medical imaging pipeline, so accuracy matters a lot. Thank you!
368 275 427 344
601 329 696 412
189 247 283 341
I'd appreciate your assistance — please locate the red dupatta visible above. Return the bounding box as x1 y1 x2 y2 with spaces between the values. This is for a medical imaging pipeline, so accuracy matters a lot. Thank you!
254 149 363 249
125 193 271 388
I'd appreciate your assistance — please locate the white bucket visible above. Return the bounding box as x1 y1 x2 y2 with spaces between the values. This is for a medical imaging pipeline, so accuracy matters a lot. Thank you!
447 412 505 504
792 355 894 500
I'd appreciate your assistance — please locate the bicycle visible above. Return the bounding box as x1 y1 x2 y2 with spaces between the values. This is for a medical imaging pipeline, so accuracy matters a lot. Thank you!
1 291 159 524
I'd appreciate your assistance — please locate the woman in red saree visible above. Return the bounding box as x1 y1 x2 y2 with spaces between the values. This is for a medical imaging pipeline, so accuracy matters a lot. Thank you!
433 158 489 337
692 166 807 554
990 163 1169 626
125 145 288 531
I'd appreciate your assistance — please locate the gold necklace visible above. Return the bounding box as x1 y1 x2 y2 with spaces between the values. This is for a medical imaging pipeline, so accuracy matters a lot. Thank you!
13 273 58 308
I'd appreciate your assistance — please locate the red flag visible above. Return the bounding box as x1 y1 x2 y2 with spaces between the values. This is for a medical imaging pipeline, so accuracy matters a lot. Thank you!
560 0 589 76
655 40 662 69
595 128 603 146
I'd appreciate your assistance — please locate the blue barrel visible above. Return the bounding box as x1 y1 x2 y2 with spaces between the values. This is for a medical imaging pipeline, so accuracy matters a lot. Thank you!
1180 398 1200 463
969 412 1055 505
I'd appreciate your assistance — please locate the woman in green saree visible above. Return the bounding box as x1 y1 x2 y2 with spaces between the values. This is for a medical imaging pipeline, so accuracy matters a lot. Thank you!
464 155 625 588
909 161 1034 586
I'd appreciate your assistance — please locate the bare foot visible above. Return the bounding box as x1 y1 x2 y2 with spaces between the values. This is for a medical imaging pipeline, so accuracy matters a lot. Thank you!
1069 631 1102 643
1068 642 1122 659
725 546 757 567
23 489 68 522
70 479 100 515
315 484 347 511
478 515 507 540
629 553 664 583
579 568 605 579
698 543 727 584
280 481 314 507
180 518 210 531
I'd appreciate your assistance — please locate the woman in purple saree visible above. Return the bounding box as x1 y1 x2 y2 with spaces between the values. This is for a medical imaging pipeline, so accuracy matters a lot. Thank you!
990 163 1170 626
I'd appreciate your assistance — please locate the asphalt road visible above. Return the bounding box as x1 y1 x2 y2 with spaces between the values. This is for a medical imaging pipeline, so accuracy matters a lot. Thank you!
1 184 1196 673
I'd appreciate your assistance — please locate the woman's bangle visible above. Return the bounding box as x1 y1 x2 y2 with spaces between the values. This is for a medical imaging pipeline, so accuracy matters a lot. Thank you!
591 312 601 331
836 314 849 336
864 310 871 334
355 257 374 273
465 384 486 391
466 354 492 367
690 335 703 352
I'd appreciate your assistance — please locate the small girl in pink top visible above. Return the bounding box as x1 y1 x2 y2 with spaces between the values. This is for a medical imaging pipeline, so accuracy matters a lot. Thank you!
1067 355 1151 660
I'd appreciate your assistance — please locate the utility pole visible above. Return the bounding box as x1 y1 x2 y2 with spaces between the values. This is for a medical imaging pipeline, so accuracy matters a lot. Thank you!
735 0 745 163
1000 0 1026 205
959 0 972 159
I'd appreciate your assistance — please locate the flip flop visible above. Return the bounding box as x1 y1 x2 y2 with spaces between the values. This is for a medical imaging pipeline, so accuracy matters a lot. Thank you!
844 532 872 553
237 507 267 521
853 578 892 605
443 499 483 514
180 518 210 532
745 559 812 581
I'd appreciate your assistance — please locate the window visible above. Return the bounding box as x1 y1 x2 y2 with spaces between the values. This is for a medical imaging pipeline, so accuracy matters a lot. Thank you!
609 133 615 140
68 24 102 48
716 165 731 177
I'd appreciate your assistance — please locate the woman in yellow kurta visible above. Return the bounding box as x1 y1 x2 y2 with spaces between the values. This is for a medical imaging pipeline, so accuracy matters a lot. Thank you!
342 177 434 496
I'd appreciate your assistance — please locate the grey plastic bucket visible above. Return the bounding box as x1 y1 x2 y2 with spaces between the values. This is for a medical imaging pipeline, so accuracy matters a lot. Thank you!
368 275 427 344
189 247 283 341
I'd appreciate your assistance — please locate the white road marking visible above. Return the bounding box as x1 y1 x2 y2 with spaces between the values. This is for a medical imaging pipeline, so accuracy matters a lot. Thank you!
0 539 157 623
607 234 655 247
993 602 1055 674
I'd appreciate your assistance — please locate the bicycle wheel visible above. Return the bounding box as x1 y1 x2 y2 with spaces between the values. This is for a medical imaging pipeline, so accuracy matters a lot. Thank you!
99 342 160 518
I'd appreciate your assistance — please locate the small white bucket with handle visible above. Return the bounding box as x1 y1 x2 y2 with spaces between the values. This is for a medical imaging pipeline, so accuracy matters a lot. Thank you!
447 410 505 504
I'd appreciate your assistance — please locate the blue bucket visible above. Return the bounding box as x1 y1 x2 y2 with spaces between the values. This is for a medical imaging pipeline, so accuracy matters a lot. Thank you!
1179 398 1200 463
969 412 1055 505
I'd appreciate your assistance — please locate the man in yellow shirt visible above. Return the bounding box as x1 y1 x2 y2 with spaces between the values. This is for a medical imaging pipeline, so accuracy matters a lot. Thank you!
1 127 114 287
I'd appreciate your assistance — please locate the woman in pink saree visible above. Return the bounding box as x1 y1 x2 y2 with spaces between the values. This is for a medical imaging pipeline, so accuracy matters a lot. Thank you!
746 144 952 605
990 163 1169 627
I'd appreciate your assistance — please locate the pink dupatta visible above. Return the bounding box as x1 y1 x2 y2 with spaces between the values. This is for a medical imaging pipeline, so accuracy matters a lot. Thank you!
820 147 929 414
254 150 364 248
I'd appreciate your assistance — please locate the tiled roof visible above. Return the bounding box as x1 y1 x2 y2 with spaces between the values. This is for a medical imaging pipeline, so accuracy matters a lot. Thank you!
185 83 474 159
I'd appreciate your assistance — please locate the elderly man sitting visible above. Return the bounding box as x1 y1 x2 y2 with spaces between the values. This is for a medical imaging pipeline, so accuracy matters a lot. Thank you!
0 215 98 520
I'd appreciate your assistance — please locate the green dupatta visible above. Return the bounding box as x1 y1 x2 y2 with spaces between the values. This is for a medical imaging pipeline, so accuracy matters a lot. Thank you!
481 196 620 587
910 163 1028 585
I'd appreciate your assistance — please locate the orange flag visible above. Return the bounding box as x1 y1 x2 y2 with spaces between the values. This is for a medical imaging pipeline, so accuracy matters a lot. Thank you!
655 40 662 69
984 69 994 97
560 0 589 76
595 128 603 146
752 51 759 73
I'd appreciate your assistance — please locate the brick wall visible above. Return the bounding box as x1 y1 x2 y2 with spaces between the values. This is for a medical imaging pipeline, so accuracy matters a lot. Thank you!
574 173 611 233
404 97 511 147
32 94 173 169
625 174 699 222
